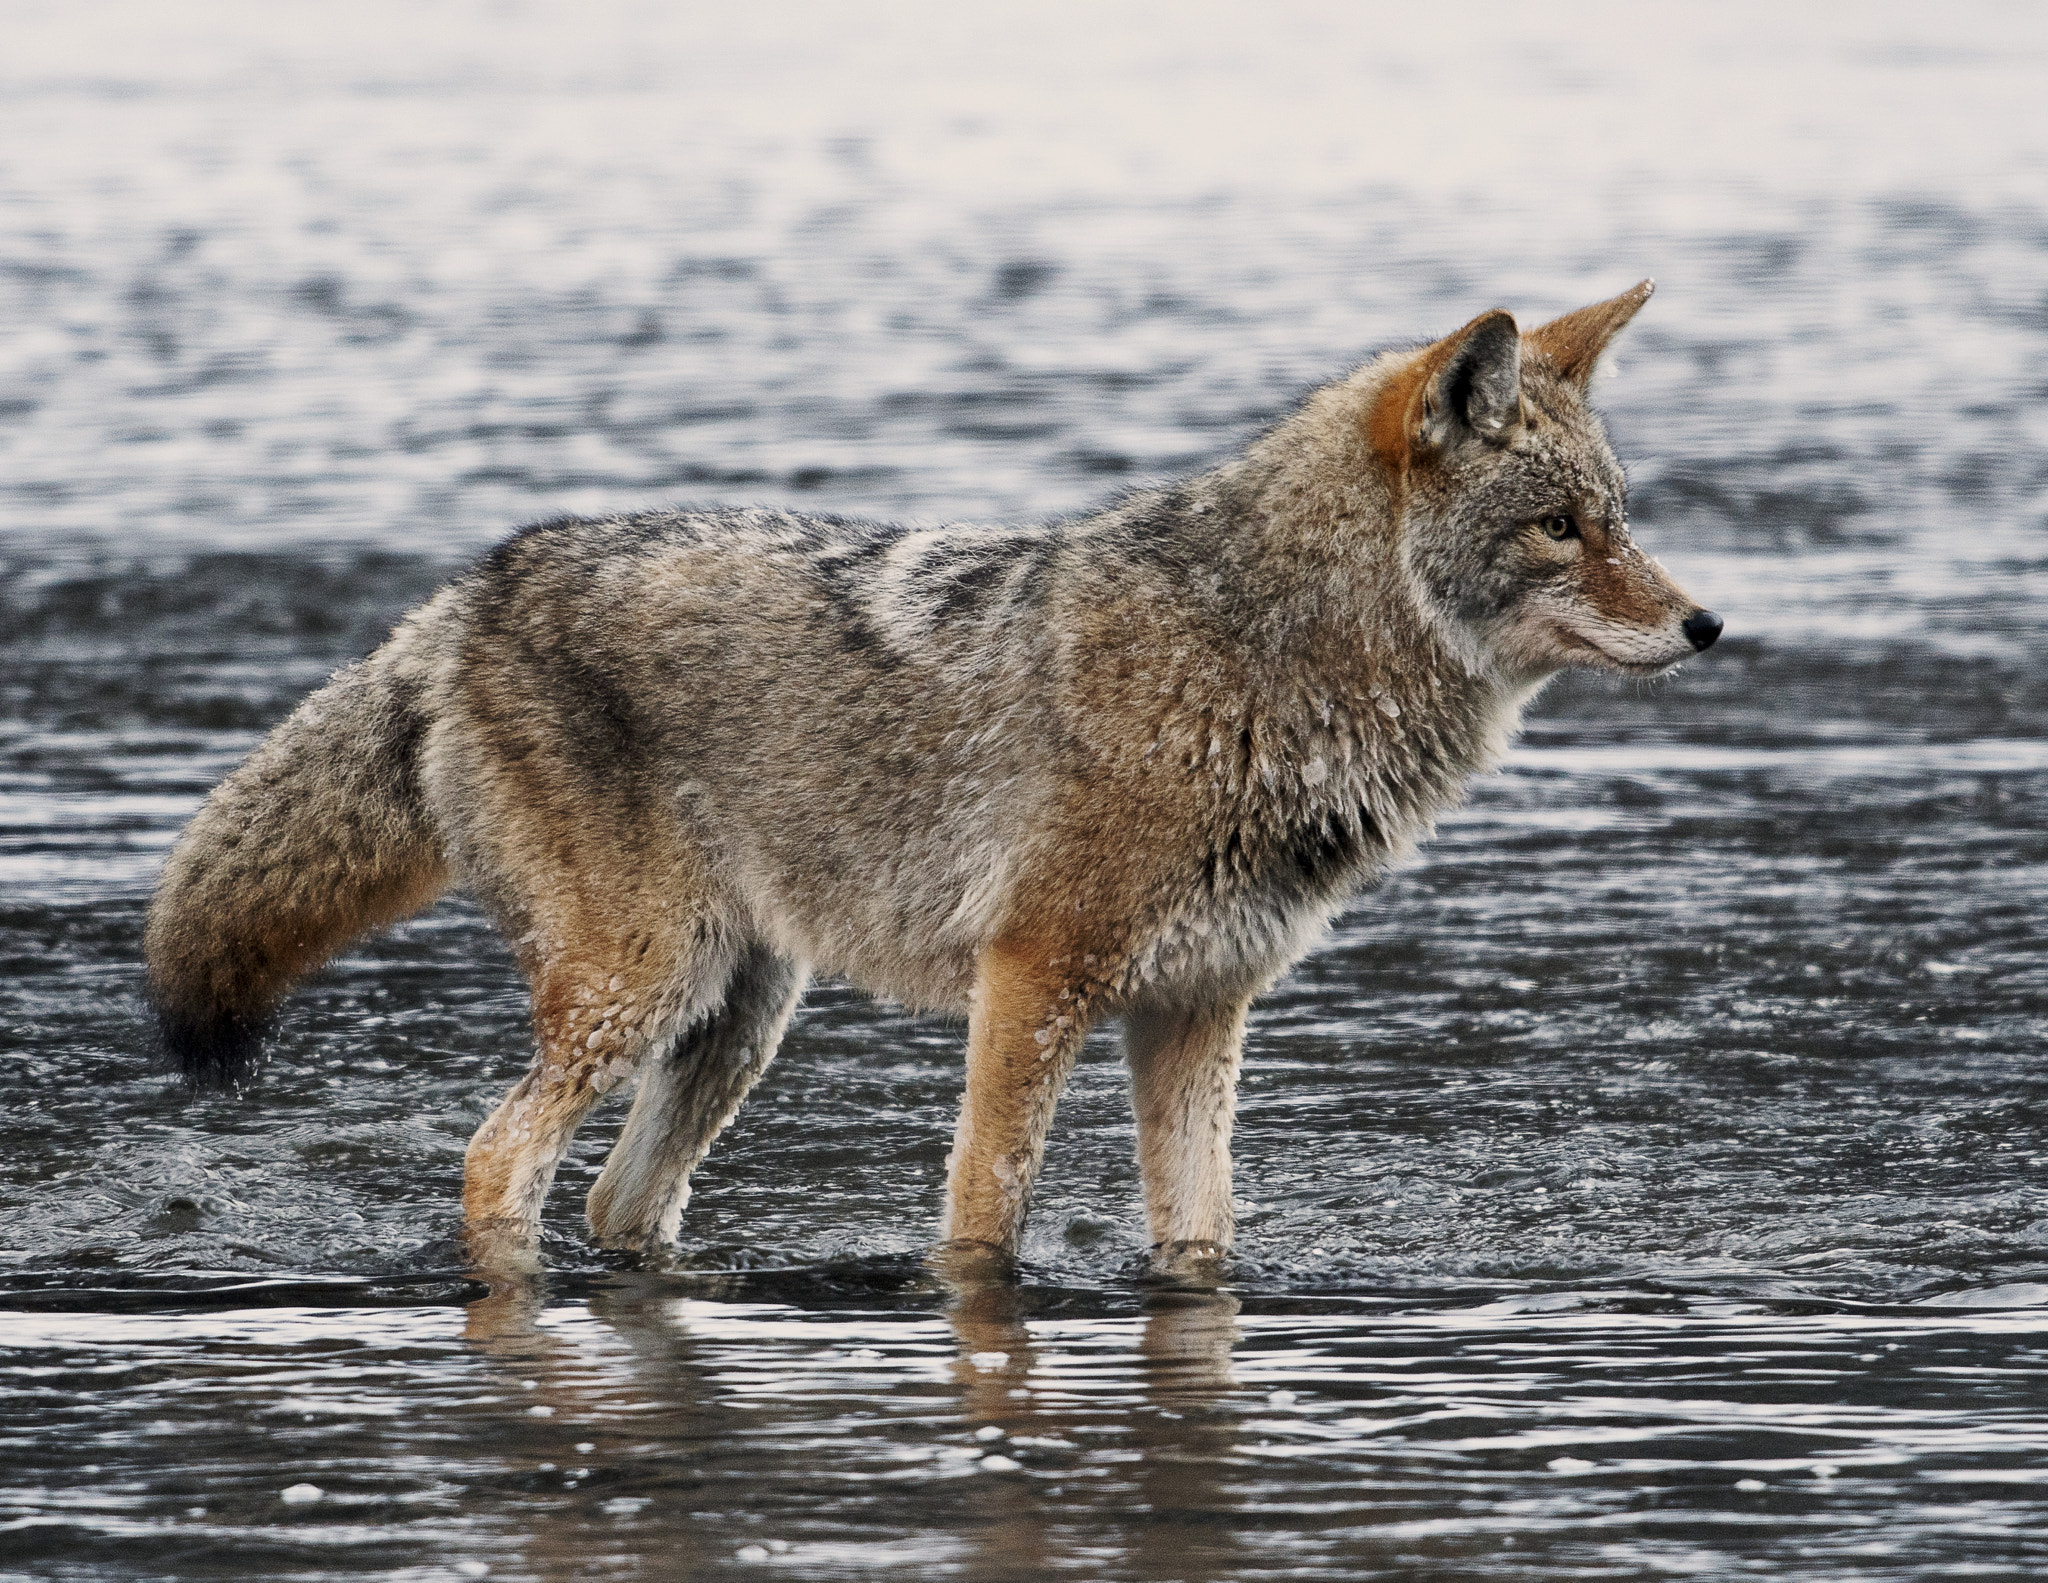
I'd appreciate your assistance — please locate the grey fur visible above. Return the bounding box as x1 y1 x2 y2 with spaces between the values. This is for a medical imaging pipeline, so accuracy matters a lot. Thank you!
145 286 1717 1261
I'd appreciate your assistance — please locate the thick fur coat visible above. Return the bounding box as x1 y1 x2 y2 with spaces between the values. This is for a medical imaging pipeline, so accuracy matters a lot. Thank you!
145 283 1720 1265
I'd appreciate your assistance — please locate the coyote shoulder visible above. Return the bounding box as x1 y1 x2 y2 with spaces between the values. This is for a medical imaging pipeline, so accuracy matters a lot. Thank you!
145 282 1721 1264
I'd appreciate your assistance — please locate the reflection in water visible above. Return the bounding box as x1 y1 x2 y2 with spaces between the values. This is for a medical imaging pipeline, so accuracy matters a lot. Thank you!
947 1264 1249 1583
943 1277 1249 1582
1125 1290 1244 1582
420 1273 2048 1579
455 1261 1250 1580
938 1269 1058 1581
4 1274 2048 1577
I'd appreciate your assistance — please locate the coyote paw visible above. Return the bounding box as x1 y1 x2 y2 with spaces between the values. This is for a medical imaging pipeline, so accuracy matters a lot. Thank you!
1148 1239 1231 1280
462 1217 544 1277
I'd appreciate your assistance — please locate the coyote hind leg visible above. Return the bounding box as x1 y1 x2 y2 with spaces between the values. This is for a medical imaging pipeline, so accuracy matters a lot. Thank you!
462 912 741 1261
586 943 807 1251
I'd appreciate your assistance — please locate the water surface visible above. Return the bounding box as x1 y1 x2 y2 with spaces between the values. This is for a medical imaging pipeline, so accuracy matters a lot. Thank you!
4 2 2048 1577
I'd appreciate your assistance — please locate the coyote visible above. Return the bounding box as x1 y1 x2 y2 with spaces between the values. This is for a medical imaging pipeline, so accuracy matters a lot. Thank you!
146 282 1720 1265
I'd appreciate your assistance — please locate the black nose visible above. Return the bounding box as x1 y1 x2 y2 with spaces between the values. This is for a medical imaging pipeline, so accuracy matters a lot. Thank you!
1682 608 1723 652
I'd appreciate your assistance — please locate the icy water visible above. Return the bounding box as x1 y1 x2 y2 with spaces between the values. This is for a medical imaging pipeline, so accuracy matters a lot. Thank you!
6 2 2048 1578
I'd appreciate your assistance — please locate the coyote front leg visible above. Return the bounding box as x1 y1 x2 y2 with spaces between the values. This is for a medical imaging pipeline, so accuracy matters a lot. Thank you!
1125 997 1249 1260
941 939 1104 1253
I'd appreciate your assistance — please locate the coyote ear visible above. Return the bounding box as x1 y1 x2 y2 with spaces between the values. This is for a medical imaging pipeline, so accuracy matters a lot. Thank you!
1419 310 1522 446
1525 278 1653 389
1369 308 1523 470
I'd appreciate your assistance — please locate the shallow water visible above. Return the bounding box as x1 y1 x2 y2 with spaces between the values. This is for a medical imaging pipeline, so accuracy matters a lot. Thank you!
5 2 2048 1578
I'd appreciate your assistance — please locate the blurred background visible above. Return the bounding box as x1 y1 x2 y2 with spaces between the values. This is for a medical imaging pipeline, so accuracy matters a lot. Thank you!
4 3 2048 1579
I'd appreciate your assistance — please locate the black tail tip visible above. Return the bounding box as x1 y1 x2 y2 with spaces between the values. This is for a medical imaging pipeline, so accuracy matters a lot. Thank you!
154 1003 270 1090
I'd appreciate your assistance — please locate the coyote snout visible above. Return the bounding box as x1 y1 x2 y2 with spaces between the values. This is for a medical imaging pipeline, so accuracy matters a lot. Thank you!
1514 518 1722 678
147 278 1721 1268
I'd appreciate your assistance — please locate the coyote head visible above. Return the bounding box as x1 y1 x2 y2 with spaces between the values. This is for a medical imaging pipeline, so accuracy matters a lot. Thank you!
1369 281 1721 680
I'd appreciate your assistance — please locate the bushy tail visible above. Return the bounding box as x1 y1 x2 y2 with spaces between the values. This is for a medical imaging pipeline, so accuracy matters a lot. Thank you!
145 650 449 1086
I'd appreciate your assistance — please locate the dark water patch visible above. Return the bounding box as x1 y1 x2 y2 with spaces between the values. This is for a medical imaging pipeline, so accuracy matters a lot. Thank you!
0 1272 489 1313
1632 469 1879 545
991 260 1058 302
0 545 452 651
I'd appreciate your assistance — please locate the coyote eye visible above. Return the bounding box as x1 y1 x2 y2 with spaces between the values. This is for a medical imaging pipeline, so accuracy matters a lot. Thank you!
1541 514 1578 541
